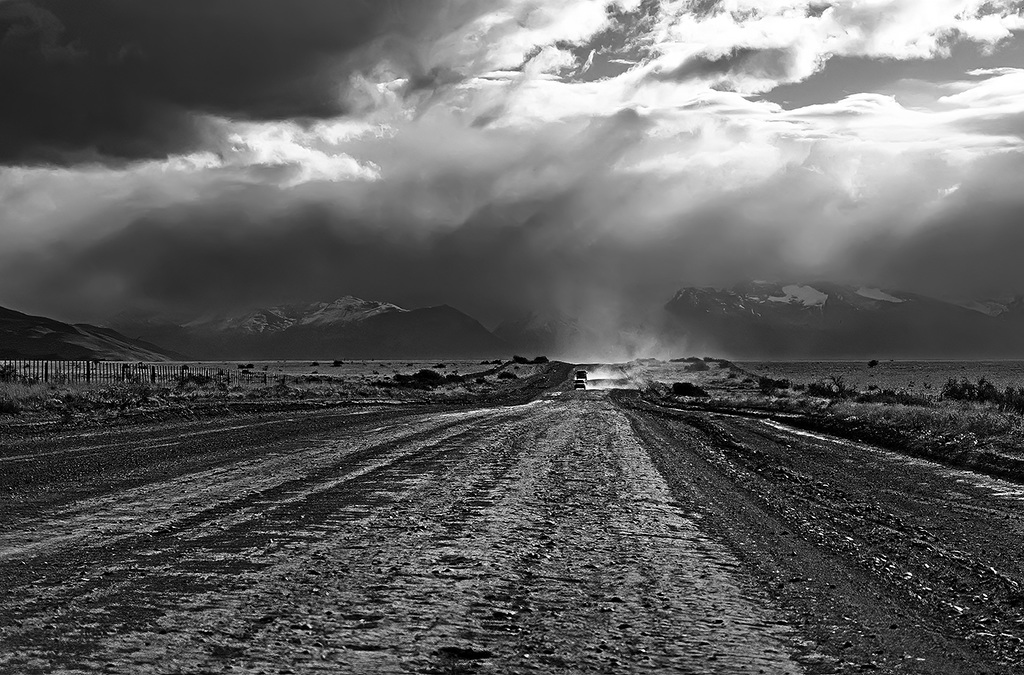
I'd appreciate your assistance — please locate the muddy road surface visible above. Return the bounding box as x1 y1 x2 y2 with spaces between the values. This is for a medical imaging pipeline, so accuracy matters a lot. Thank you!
1 389 1022 674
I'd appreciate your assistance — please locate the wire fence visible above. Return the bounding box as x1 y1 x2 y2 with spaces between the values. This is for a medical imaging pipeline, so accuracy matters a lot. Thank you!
0 360 274 387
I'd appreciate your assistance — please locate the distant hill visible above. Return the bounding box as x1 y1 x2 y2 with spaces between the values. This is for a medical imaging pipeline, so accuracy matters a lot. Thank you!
110 297 508 359
664 281 1024 358
0 306 182 361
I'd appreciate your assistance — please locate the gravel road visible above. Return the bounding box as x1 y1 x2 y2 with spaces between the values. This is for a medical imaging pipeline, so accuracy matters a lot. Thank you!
2 385 1022 673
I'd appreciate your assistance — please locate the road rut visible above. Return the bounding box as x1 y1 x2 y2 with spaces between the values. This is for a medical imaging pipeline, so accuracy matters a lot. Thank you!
1 394 806 674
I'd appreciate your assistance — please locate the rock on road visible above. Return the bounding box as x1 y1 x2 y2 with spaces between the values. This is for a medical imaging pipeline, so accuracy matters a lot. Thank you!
1 388 1023 674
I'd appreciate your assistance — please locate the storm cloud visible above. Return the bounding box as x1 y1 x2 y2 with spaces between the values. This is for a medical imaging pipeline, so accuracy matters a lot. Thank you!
4 0 1024 342
0 0 463 163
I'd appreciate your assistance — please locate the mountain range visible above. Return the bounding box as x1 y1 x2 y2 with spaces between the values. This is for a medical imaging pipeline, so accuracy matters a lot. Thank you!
664 281 1024 358
9 282 1024 362
109 297 507 360
0 306 182 361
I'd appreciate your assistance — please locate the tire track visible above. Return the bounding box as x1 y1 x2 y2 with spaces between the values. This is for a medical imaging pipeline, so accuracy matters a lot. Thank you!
1 395 809 674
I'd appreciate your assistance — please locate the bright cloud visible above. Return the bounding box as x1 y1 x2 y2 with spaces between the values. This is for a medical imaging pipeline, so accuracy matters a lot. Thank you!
4 0 1024 322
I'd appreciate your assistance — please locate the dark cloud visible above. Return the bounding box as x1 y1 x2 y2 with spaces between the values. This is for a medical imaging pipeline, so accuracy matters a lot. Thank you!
844 154 1024 299
651 47 796 85
0 0 457 164
0 190 602 325
6 149 1024 331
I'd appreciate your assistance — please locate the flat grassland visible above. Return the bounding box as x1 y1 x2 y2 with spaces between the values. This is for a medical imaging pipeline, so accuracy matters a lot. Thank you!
638 358 1024 482
0 359 554 429
742 359 1024 392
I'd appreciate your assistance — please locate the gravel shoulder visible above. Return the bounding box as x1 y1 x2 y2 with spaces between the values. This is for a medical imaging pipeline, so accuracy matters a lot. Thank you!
618 390 1024 674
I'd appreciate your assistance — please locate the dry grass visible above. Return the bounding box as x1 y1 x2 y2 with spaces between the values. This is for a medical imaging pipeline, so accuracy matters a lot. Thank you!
0 365 513 420
663 384 1024 463
646 356 1024 462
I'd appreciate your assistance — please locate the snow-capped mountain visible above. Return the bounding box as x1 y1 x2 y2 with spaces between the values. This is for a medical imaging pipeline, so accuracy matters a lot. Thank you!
111 297 505 359
184 297 406 335
665 281 1023 358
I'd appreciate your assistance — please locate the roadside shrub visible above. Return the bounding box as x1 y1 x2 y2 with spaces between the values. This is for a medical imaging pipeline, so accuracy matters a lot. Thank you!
942 377 1001 405
394 369 445 387
0 395 22 415
1001 387 1024 415
310 361 320 367
758 376 791 394
941 378 1024 415
868 359 880 368
532 356 549 364
855 388 931 406
0 364 16 383
806 376 855 399
512 355 531 365
332 360 344 367
498 371 518 380
435 363 447 369
177 373 213 388
672 382 709 397
105 382 153 410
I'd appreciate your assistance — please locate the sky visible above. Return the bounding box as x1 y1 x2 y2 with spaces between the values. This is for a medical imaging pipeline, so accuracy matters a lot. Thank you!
3 0 1024 327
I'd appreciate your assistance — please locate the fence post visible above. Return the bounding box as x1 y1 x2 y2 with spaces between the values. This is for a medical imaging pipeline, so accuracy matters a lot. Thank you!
86 361 91 384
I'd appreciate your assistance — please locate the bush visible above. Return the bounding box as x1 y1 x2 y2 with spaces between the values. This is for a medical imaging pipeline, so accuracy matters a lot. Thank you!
672 382 709 397
805 376 855 399
310 361 320 367
512 355 530 365
942 377 1001 405
0 395 22 415
855 388 931 406
178 373 213 388
332 360 343 367
435 363 447 369
414 369 443 383
1002 387 1024 415
106 382 153 410
758 376 791 394
498 371 518 380
532 356 549 364
393 369 445 388
445 373 465 383
0 364 16 383
868 359 880 368
684 361 710 372
941 377 1024 415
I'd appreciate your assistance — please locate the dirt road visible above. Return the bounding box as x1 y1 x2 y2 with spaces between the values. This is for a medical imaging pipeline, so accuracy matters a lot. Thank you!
2 387 1022 673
